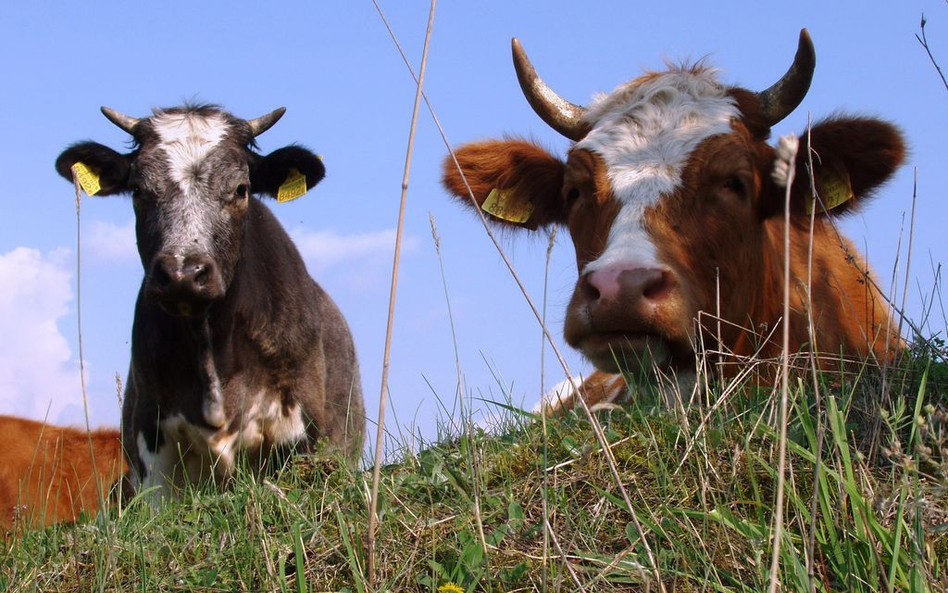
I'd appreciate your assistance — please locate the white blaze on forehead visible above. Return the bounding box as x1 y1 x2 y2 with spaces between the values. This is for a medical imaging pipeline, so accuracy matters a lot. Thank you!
152 111 230 192
151 111 232 254
576 69 740 274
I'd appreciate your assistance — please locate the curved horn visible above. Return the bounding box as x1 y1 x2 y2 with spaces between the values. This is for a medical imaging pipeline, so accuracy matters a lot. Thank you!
756 29 816 127
247 107 286 137
512 38 590 141
100 106 141 134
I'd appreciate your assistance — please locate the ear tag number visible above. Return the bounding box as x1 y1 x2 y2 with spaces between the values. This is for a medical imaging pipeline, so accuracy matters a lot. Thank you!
806 172 854 214
71 162 101 196
481 188 534 224
822 175 854 210
277 168 308 203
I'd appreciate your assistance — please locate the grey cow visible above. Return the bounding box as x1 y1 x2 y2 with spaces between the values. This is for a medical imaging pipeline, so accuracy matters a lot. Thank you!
56 105 364 500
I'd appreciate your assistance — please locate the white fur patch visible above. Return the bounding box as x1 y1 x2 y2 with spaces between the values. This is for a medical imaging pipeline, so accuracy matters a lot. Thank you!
263 400 307 445
137 398 307 505
137 420 188 504
134 432 154 493
771 134 799 188
533 377 582 414
576 70 740 273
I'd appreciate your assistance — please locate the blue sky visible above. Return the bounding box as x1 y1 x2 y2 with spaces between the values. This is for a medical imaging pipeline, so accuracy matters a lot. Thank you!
1 2 945 454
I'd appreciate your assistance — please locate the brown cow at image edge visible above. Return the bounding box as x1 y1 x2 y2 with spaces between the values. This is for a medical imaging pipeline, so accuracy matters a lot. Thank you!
0 415 127 532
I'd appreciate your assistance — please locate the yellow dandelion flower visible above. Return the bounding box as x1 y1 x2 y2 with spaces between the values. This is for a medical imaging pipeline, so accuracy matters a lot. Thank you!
438 583 464 593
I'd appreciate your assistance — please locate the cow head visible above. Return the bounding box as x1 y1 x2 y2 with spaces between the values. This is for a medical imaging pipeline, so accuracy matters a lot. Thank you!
56 105 325 316
442 31 905 375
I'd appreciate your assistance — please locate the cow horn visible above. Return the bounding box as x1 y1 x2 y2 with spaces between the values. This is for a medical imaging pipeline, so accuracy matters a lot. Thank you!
100 107 140 134
512 38 590 141
247 107 286 137
756 29 816 127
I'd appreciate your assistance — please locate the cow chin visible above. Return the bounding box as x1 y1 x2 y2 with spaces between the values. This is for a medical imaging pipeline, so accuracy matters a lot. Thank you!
564 294 695 376
158 299 213 318
151 294 217 318
576 332 675 374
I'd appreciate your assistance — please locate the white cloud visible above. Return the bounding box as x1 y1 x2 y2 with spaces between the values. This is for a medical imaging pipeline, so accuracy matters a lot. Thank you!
290 228 418 288
0 247 88 424
85 218 138 264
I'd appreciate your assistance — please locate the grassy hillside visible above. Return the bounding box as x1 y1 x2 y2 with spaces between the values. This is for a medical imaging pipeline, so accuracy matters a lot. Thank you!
2 346 946 592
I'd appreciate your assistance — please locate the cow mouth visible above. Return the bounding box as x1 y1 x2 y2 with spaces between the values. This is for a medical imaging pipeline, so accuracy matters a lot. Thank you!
145 283 219 317
150 293 216 317
576 331 692 374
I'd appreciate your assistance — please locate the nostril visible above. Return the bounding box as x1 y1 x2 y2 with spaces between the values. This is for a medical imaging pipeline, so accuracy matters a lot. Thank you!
580 274 601 302
641 270 671 300
151 258 176 288
192 264 208 287
153 267 170 287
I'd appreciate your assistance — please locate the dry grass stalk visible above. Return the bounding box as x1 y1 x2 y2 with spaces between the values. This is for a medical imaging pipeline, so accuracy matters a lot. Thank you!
366 0 438 583
767 133 798 593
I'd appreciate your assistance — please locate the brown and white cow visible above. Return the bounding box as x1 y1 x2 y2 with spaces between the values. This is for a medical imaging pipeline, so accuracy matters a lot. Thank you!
442 31 905 410
55 105 364 500
0 416 127 531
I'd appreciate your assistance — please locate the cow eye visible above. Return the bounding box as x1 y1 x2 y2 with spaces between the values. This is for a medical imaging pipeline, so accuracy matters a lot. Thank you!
723 176 745 196
235 184 248 199
131 185 142 198
565 187 580 204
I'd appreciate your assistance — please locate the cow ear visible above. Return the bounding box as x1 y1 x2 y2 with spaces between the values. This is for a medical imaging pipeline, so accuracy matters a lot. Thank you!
442 138 566 230
55 142 131 196
251 145 326 198
764 117 905 218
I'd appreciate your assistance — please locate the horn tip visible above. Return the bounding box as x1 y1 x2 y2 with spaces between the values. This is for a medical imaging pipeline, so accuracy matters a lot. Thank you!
511 37 525 61
272 106 287 126
100 106 137 133
797 29 815 65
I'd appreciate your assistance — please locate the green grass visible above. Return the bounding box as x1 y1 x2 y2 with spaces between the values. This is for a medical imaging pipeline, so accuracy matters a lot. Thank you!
2 348 946 592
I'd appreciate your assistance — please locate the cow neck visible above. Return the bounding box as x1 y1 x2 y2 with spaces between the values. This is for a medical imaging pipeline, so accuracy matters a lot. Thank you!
753 216 824 360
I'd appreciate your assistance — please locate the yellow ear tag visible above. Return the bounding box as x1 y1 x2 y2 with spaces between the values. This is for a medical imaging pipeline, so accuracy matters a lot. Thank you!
71 162 101 196
277 168 308 203
806 172 854 214
481 188 534 224
823 175 854 210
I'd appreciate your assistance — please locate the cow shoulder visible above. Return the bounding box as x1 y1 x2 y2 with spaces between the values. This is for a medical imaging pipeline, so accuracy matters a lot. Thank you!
232 199 322 350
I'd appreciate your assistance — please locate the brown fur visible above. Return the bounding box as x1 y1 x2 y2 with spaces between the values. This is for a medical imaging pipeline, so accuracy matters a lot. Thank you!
0 416 127 531
537 372 628 415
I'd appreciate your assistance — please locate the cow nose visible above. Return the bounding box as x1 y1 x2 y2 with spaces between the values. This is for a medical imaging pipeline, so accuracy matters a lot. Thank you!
581 266 672 305
148 254 222 311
